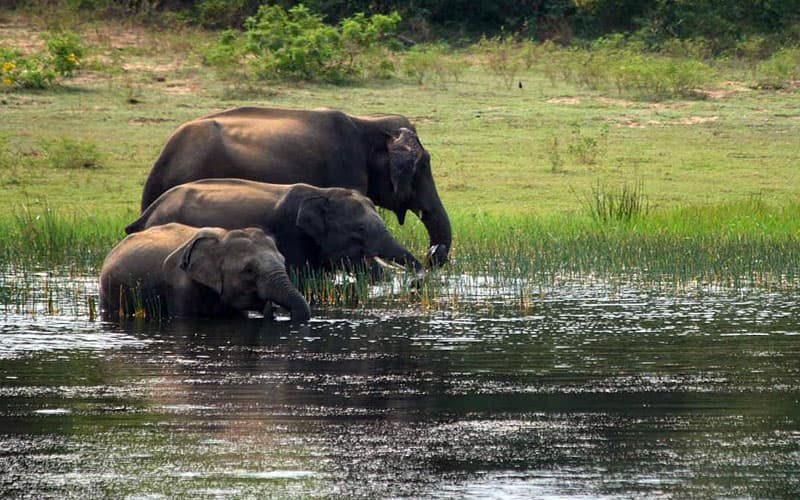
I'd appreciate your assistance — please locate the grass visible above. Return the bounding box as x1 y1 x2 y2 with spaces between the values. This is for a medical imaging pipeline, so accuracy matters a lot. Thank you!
1 11 800 314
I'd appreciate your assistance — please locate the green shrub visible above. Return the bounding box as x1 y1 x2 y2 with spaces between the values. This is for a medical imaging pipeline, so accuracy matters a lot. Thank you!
240 4 400 82
39 138 103 169
1 31 84 90
757 47 800 88
402 43 466 87
607 51 713 98
43 31 85 77
1 48 57 90
475 35 523 89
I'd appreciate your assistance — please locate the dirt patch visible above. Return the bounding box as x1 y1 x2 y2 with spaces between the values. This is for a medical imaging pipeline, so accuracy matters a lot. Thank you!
595 97 635 107
694 81 753 100
610 115 719 128
547 96 581 105
672 116 719 125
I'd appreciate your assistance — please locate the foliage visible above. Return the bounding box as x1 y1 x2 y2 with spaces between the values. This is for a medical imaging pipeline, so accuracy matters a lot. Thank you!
241 3 400 82
0 47 56 89
402 43 466 87
757 47 800 88
475 35 524 89
1 31 84 89
43 30 85 76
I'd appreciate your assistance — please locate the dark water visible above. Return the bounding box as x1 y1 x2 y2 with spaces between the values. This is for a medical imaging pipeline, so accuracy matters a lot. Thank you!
1 279 800 498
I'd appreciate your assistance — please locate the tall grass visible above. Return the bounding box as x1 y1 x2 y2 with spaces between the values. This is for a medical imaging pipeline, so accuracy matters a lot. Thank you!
0 205 128 267
1 200 800 315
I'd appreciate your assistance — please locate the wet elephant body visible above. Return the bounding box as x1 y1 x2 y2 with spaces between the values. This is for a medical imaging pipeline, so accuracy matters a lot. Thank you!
100 223 310 322
126 180 422 275
140 107 451 266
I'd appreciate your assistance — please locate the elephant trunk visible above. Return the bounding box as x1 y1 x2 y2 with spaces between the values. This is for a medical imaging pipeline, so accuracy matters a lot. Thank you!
260 271 311 323
370 230 423 273
418 189 452 267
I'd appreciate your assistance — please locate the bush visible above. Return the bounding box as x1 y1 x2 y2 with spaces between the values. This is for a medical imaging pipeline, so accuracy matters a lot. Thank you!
1 31 84 90
402 43 466 87
475 35 523 89
43 31 85 77
1 48 56 90
241 3 400 82
757 47 800 88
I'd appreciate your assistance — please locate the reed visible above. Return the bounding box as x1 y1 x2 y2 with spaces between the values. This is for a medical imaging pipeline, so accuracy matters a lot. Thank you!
1 200 799 316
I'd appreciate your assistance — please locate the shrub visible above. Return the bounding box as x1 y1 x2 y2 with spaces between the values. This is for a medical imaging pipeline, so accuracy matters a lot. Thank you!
43 31 85 77
402 43 466 87
757 47 800 88
475 35 523 89
607 51 713 98
1 48 56 90
242 3 400 82
1 31 84 90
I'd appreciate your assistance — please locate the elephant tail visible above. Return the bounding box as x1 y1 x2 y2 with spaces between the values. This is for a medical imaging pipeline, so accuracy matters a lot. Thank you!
124 215 147 235
141 151 170 213
125 198 160 234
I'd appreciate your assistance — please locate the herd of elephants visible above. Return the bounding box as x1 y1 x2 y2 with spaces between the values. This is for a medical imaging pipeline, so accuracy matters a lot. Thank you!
99 106 452 322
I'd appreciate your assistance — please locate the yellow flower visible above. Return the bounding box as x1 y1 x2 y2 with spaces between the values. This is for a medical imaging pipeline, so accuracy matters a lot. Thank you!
2 77 13 85
67 53 77 63
2 61 15 72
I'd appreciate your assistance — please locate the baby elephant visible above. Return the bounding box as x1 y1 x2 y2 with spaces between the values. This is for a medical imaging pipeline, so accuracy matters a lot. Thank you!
100 223 311 322
126 180 423 274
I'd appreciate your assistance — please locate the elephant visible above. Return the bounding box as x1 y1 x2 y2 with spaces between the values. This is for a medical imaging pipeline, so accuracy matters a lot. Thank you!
139 106 451 267
100 223 311 322
125 179 423 276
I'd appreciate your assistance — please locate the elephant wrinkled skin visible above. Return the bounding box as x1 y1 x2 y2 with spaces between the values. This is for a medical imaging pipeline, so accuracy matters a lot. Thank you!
139 106 451 267
100 223 311 322
126 180 422 275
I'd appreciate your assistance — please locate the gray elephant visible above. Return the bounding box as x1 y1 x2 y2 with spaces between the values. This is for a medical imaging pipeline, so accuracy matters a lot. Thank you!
100 223 311 322
125 180 422 275
139 106 451 267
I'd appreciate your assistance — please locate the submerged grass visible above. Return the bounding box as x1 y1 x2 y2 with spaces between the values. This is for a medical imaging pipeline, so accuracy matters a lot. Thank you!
2 198 798 317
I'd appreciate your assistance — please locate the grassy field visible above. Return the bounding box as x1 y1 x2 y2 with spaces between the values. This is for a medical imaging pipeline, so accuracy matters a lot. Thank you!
2 12 800 293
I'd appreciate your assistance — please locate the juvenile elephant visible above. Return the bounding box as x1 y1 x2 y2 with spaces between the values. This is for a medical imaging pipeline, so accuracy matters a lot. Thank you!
100 223 311 322
139 106 451 266
125 180 423 275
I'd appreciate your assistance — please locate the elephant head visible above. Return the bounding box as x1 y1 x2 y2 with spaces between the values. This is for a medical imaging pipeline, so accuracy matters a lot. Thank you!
383 126 451 267
295 188 423 273
174 228 311 322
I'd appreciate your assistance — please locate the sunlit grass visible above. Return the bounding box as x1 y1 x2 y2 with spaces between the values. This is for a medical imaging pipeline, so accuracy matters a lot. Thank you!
2 199 798 317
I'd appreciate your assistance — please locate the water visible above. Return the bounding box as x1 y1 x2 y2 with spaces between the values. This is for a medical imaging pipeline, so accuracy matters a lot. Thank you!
1 275 800 498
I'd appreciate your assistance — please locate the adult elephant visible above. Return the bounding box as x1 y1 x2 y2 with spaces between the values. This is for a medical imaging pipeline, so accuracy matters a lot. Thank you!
126 179 423 275
100 223 311 322
140 106 451 267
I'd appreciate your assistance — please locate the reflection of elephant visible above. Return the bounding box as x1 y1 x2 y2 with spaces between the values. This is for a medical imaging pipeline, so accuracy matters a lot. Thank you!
100 223 311 322
126 180 423 274
139 107 451 267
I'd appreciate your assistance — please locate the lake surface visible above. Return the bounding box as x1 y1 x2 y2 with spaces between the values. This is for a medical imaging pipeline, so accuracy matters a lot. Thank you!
1 277 799 498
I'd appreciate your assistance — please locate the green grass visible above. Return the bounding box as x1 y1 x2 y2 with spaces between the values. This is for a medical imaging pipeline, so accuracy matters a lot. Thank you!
2 12 800 313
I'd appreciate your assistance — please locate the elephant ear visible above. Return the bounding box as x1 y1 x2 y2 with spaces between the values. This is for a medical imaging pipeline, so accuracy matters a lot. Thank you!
387 127 424 207
296 196 330 246
178 231 223 294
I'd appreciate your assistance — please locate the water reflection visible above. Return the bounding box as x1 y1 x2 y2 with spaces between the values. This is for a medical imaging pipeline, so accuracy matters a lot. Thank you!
1 281 799 497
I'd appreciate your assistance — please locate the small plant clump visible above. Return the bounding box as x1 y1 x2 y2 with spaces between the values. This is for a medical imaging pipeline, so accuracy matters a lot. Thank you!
1 31 84 90
39 138 103 170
